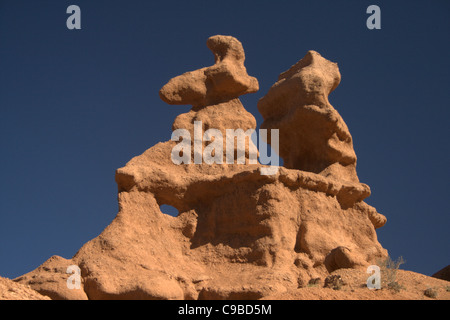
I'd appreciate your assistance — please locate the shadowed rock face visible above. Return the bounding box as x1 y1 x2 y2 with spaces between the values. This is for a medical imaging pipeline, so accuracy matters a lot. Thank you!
432 265 450 281
14 36 387 300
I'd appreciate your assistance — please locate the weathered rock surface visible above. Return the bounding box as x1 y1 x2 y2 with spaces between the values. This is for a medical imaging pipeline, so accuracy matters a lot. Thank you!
14 255 88 300
14 35 389 300
160 35 258 107
258 50 358 183
265 268 450 300
0 276 51 300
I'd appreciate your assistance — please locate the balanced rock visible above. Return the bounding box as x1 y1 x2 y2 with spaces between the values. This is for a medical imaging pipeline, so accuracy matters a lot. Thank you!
164 35 259 165
160 35 259 107
14 36 387 300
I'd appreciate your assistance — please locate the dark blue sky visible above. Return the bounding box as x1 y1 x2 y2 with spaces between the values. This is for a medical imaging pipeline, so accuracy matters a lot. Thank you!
0 0 449 279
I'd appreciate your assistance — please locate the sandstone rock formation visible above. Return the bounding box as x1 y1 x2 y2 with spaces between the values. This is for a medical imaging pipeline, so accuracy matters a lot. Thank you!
258 50 358 183
159 35 258 107
13 35 388 300
0 276 51 300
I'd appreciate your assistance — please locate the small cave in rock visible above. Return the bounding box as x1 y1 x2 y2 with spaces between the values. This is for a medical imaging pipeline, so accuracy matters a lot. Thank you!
159 204 179 217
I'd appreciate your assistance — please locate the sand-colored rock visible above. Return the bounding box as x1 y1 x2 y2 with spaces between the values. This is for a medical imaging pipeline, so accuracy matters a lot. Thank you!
14 255 88 300
0 276 51 300
160 35 258 107
171 98 258 165
264 268 450 300
11 35 401 300
258 51 358 183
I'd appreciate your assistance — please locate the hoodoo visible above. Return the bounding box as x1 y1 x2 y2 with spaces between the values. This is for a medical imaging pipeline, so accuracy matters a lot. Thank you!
14 35 387 300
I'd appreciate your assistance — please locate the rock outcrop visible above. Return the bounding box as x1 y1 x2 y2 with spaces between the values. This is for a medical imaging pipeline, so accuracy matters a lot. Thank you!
159 35 258 107
0 276 51 300
14 35 388 300
258 50 358 183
